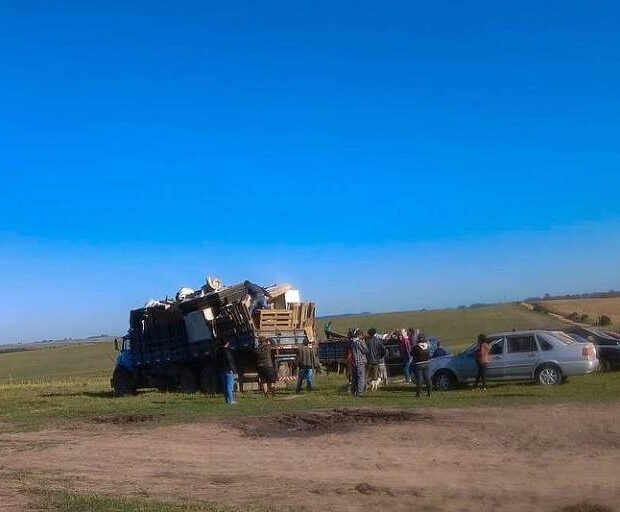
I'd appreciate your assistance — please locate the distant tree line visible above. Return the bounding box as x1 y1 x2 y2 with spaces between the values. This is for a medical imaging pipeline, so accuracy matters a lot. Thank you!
525 290 620 302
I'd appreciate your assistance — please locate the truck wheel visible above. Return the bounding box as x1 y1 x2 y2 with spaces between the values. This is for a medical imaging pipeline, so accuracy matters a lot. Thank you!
179 368 198 394
199 366 218 395
112 367 135 396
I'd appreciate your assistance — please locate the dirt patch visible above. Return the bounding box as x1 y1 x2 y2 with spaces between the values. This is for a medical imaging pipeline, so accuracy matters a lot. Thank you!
1 404 619 512
558 504 614 512
91 413 161 425
237 407 433 437
354 482 395 496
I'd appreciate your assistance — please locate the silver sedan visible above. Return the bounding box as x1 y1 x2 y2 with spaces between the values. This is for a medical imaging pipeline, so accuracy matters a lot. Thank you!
430 330 598 391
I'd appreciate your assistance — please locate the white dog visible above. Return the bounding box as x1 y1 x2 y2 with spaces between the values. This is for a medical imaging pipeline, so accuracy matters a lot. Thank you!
368 376 383 391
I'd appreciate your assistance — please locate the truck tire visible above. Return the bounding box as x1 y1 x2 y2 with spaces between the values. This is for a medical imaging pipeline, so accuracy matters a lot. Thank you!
179 367 198 394
199 366 218 395
112 367 135 396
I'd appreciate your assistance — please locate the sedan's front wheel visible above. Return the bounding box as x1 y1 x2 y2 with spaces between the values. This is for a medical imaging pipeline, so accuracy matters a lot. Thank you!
536 364 563 386
433 370 456 391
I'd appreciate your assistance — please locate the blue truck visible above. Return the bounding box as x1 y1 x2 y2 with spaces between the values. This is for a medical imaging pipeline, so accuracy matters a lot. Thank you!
111 281 316 395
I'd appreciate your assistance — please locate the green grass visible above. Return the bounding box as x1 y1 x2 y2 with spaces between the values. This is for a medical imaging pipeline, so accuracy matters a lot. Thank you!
33 489 280 512
319 303 567 349
2 371 619 434
0 342 116 383
0 303 617 435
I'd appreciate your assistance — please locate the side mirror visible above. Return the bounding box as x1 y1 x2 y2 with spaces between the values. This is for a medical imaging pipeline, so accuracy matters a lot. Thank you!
114 338 119 351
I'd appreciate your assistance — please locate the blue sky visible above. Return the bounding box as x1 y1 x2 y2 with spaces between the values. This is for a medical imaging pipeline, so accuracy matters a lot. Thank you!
1 1 619 343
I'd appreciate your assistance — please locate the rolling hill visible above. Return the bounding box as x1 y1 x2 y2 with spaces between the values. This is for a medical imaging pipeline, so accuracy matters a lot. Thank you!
318 303 566 349
539 297 620 331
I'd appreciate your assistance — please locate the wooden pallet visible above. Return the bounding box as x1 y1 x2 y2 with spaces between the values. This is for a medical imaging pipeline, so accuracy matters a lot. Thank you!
257 309 294 330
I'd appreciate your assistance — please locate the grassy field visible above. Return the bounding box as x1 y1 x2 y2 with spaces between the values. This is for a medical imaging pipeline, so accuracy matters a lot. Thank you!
318 303 566 348
0 342 116 383
0 301 615 435
2 371 619 434
541 297 620 331
30 490 277 512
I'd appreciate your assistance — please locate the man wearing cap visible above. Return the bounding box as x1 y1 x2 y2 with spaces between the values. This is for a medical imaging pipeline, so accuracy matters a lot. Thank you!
295 340 319 393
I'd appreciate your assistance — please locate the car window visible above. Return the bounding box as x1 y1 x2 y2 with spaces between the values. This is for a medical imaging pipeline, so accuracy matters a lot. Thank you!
549 331 576 345
536 335 554 351
489 338 504 355
507 336 537 353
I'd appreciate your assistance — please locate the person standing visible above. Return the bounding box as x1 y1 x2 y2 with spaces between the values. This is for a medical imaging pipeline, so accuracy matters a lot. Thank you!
399 329 413 383
432 341 447 358
366 328 388 385
474 334 491 390
216 340 238 404
244 280 269 316
295 340 319 393
410 334 432 398
255 336 277 396
349 329 368 396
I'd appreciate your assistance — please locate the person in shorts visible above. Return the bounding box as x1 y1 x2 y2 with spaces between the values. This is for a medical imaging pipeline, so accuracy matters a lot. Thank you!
255 336 277 396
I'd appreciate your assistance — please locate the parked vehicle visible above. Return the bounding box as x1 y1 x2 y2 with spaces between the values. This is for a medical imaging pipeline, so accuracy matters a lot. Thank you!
112 280 316 395
430 330 598 391
563 327 620 373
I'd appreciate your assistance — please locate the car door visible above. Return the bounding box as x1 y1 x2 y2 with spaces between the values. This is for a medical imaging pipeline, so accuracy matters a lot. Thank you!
486 337 506 380
504 335 539 380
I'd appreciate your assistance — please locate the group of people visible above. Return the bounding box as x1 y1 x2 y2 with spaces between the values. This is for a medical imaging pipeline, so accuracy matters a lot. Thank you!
215 335 320 405
346 327 444 398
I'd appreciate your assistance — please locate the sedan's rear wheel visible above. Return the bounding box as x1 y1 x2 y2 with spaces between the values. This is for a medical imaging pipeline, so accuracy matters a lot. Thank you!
433 370 456 391
536 364 562 386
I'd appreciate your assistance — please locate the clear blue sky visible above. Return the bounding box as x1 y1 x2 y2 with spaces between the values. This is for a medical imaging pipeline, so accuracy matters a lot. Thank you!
1 1 619 343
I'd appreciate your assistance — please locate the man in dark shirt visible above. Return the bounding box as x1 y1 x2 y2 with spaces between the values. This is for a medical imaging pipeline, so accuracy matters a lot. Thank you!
295 340 319 393
366 328 387 384
255 336 277 396
216 340 238 404
410 334 432 398
244 280 269 315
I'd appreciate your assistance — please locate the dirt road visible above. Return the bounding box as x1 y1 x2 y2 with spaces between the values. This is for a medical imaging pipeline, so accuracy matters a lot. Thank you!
1 404 619 511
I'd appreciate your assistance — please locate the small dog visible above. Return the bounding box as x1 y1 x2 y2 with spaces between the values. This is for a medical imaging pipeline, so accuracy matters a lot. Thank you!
368 376 383 391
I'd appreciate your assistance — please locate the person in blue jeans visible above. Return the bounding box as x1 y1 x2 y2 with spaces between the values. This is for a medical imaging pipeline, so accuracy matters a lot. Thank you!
295 340 319 393
216 340 238 404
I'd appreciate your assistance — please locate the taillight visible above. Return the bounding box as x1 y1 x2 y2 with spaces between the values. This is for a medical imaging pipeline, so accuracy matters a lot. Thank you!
582 346 595 359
